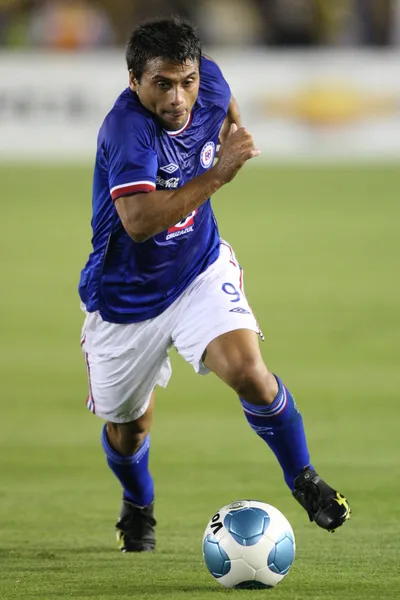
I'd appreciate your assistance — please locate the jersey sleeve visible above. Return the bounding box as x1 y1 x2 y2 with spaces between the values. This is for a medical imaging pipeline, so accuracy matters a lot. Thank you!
104 112 158 202
199 56 231 114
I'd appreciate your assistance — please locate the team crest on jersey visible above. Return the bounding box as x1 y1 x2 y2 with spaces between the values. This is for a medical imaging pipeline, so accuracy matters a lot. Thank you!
200 141 215 169
166 210 198 241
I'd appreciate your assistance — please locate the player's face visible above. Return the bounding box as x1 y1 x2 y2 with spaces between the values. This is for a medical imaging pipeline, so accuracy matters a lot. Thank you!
130 58 200 131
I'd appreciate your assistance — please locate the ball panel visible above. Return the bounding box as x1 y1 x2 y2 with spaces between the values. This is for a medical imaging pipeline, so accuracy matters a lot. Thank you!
241 536 274 570
256 566 284 587
251 502 295 546
203 534 231 578
219 533 243 560
267 532 295 575
218 558 256 589
224 507 270 546
202 506 232 543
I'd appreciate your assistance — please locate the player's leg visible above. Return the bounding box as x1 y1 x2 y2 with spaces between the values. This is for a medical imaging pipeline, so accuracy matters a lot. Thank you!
81 310 172 551
106 393 154 456
202 329 313 491
202 329 350 531
104 395 155 508
172 241 350 532
103 396 156 552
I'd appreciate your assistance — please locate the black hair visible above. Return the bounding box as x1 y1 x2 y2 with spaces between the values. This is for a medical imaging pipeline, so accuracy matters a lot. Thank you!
126 16 202 81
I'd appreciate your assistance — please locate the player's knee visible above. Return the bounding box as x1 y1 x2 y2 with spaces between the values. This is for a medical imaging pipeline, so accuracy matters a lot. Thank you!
229 360 277 406
107 422 150 457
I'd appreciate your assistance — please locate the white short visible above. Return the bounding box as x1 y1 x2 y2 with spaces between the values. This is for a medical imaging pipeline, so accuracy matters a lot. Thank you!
80 240 261 423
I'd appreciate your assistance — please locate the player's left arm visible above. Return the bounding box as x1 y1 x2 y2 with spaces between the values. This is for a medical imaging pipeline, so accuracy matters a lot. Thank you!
220 95 243 145
202 54 242 144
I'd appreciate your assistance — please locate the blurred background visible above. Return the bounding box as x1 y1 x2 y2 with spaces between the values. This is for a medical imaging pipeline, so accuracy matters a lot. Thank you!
1 3 399 599
0 0 399 48
1 0 400 160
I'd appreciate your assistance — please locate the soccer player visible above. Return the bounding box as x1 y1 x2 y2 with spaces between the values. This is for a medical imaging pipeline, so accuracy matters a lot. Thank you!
79 17 350 552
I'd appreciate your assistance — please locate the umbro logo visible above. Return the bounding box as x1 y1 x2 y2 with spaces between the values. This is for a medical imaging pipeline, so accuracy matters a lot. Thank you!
229 307 251 315
160 163 179 174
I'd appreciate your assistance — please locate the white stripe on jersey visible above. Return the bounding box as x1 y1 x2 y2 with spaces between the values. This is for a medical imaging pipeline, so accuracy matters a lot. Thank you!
110 180 156 194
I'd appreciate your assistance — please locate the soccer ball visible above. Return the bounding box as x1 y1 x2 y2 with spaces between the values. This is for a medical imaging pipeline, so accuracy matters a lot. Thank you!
202 500 295 589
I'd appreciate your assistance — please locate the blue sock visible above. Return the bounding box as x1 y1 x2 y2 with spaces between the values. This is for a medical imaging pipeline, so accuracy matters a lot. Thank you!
101 425 154 507
240 376 313 490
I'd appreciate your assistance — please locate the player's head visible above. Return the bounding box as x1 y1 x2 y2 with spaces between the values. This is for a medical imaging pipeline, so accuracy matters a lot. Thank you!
126 16 202 131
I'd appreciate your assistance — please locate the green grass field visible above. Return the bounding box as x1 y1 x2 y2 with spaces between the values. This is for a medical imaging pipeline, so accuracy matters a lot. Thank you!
1 163 399 600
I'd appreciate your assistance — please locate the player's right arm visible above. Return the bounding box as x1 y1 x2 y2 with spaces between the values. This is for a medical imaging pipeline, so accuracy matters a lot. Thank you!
115 124 260 243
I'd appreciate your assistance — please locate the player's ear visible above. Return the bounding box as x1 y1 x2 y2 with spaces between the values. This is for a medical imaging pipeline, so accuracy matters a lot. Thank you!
129 70 139 92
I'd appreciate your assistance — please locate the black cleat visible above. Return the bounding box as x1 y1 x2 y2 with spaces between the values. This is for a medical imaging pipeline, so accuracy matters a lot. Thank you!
116 498 156 552
293 467 351 532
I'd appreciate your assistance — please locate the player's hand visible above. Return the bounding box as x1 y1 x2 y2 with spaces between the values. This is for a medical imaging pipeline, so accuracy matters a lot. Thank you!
214 124 260 184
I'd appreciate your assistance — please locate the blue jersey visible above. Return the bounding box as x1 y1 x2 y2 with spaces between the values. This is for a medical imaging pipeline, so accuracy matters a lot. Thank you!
79 56 231 323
